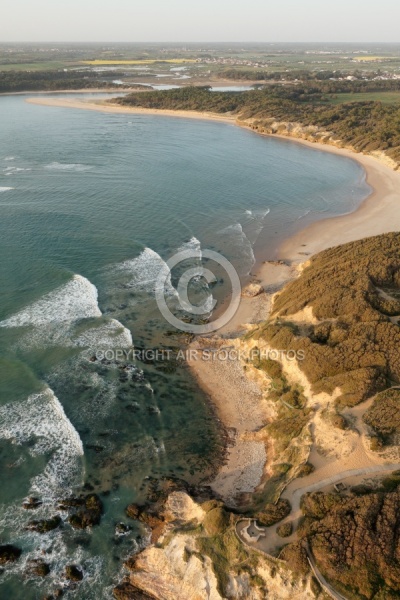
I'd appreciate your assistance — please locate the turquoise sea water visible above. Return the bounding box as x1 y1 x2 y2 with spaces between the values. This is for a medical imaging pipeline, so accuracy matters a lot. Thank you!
0 93 370 598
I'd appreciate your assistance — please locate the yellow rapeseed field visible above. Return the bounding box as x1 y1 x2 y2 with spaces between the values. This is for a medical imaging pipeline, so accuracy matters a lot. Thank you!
352 56 396 62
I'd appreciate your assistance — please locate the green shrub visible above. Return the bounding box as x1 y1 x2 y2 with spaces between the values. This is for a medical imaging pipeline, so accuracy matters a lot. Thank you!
363 389 400 439
297 462 315 477
203 507 230 535
277 522 293 537
255 499 291 527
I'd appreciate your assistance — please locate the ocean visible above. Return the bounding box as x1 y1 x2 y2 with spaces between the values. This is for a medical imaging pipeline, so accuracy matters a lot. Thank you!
0 93 370 598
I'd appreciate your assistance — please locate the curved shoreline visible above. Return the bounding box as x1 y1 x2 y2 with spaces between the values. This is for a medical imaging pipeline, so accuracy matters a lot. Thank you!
24 95 400 504
26 95 400 266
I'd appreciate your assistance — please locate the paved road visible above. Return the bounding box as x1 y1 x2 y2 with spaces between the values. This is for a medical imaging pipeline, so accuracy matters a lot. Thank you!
306 546 348 600
290 463 400 515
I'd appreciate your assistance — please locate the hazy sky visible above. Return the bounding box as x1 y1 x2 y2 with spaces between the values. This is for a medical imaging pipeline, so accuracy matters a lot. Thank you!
2 0 399 43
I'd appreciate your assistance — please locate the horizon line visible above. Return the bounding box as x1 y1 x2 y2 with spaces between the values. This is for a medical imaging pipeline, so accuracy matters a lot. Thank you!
2 40 400 45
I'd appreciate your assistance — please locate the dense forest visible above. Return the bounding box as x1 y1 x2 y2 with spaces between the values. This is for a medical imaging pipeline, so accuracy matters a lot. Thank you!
218 67 400 85
0 70 137 93
115 85 400 167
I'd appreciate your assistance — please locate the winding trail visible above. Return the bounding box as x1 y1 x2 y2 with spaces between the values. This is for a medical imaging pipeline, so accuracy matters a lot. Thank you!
237 463 400 599
237 463 400 555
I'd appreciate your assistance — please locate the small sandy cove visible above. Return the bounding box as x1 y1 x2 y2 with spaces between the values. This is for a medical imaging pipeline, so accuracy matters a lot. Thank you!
27 95 400 505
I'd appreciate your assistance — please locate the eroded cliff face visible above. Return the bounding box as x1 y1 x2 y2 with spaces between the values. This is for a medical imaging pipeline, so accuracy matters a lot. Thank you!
239 117 400 171
114 491 320 600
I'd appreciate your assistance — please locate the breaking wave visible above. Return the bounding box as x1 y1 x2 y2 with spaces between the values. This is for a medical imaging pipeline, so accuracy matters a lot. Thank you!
72 318 133 349
44 162 92 172
114 247 176 297
0 387 84 497
0 274 102 328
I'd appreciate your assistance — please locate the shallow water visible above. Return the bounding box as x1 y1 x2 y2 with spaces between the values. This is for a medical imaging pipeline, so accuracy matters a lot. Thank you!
0 93 370 598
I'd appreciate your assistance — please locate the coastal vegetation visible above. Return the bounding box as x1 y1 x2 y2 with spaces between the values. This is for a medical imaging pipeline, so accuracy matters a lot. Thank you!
114 85 400 167
237 233 400 597
363 389 400 445
252 233 400 408
218 67 400 88
296 486 400 599
0 70 143 92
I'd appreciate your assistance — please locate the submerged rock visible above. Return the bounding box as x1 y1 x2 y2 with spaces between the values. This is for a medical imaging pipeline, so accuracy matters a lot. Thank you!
43 591 63 600
59 493 103 529
125 504 141 520
115 522 132 536
26 515 61 533
65 564 83 581
22 497 42 510
26 558 50 577
0 544 22 565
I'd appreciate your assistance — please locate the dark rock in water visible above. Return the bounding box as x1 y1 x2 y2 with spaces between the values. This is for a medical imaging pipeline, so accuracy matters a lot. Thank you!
82 482 95 491
85 493 103 512
0 544 22 564
86 444 105 453
27 559 50 577
115 522 131 536
67 494 103 529
125 504 141 520
58 497 85 510
43 591 63 600
124 403 140 412
22 496 42 510
74 534 91 548
65 564 83 581
113 582 155 600
27 515 61 533
124 556 138 571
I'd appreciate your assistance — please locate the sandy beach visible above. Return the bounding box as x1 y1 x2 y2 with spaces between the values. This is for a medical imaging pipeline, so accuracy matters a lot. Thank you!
25 94 400 505
26 96 237 123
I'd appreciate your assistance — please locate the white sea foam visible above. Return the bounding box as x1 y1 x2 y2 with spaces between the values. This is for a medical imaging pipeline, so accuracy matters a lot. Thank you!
0 387 84 496
0 186 14 193
72 318 133 348
219 223 255 273
115 247 176 297
244 207 271 244
0 274 102 328
4 156 15 161
177 236 202 259
44 162 92 172
0 518 108 599
4 166 30 173
297 208 312 220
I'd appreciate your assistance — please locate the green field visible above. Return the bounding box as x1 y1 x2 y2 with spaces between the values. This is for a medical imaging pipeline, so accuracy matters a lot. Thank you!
325 91 400 104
